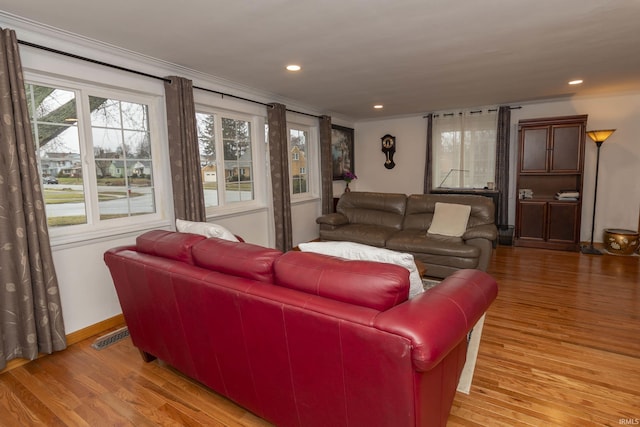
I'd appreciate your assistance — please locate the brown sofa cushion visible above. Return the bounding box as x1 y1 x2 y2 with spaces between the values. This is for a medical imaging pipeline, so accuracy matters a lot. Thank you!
337 192 407 230
403 194 495 231
318 224 399 247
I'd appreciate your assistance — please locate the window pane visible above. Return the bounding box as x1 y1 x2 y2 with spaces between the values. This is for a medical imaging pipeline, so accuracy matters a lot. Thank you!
222 117 253 202
90 96 155 220
92 127 123 156
121 101 149 130
196 112 218 207
125 131 152 159
290 128 308 195
89 98 122 128
25 83 87 227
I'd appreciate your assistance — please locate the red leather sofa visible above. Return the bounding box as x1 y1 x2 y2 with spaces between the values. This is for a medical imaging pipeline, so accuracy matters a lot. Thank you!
104 230 498 427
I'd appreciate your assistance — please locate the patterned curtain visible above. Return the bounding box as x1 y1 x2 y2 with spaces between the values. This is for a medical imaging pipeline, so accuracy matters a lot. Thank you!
0 28 67 370
319 115 334 214
164 76 206 222
267 103 293 251
423 113 433 193
496 106 511 228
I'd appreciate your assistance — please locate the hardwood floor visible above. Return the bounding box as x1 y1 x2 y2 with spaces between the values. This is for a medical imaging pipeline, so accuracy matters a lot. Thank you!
0 246 638 426
449 246 640 427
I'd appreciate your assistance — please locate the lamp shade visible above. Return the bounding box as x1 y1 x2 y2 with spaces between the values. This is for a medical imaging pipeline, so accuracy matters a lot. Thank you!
586 129 615 143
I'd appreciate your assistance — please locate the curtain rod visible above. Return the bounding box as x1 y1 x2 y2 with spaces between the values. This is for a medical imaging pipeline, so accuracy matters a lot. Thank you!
17 39 322 118
423 106 521 119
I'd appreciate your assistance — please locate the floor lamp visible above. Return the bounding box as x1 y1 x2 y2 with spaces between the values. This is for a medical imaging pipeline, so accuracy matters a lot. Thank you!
581 129 615 255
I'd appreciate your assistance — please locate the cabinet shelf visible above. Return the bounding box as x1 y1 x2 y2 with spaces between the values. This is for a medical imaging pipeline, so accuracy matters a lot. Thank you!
518 171 582 176
520 197 580 203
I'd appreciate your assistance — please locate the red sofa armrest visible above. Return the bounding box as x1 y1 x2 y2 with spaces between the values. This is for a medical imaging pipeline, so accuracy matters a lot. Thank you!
374 269 497 372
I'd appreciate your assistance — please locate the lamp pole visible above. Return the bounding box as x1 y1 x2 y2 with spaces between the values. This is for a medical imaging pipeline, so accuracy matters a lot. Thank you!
581 129 615 255
582 141 603 254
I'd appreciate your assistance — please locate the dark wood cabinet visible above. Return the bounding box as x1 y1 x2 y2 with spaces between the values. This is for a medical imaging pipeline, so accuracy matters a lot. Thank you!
515 115 587 251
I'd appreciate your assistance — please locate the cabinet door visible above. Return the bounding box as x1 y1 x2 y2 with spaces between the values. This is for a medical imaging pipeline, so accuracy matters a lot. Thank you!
520 127 549 172
550 124 582 172
547 202 579 243
517 201 547 241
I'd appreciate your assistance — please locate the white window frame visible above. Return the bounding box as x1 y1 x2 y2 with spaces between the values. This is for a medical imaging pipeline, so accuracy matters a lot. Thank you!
288 122 317 201
23 73 169 246
195 104 267 217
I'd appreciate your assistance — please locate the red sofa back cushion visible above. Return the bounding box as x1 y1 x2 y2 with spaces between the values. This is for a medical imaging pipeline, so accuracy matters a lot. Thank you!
273 251 409 311
192 238 282 283
136 230 206 265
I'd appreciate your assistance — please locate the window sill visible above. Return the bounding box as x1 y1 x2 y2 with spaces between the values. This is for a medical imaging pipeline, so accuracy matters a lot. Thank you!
291 194 320 205
49 218 172 250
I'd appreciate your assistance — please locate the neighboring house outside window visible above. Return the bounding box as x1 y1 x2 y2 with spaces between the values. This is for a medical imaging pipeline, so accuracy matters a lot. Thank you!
431 110 498 190
289 127 309 196
24 79 164 242
196 110 258 212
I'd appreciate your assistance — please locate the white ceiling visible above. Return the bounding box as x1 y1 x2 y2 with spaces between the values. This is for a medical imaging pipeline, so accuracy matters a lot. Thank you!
2 0 640 120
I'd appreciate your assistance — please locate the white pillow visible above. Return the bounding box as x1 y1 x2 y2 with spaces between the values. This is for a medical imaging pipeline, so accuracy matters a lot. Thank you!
298 241 424 298
175 219 239 242
427 202 471 237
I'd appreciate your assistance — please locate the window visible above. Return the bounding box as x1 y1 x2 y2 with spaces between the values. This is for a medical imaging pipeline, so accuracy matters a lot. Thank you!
90 97 155 219
25 82 161 233
196 111 256 210
289 127 309 195
431 110 497 189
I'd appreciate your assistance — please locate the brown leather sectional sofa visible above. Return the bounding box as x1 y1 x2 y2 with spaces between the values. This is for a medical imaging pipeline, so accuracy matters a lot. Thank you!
316 192 498 278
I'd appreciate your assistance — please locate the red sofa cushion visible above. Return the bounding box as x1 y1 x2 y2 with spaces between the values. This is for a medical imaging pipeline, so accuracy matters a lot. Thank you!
192 238 282 283
273 251 409 311
136 230 206 265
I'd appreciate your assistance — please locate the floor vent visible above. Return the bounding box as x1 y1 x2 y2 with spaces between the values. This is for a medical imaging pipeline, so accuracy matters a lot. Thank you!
91 326 129 350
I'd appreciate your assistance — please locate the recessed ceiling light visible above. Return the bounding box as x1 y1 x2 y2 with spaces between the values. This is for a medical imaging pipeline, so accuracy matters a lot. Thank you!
286 65 301 71
374 104 384 109
569 79 583 85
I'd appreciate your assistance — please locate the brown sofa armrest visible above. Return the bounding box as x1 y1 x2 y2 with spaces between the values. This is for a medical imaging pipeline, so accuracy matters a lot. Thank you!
316 213 349 226
463 223 498 241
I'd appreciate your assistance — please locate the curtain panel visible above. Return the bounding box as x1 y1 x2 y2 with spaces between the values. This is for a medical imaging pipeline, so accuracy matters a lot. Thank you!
496 106 511 228
431 110 498 190
319 115 334 214
164 76 206 222
0 28 67 370
423 113 433 193
267 103 293 251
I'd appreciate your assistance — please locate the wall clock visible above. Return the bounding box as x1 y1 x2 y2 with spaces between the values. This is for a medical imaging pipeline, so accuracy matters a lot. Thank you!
381 134 396 169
